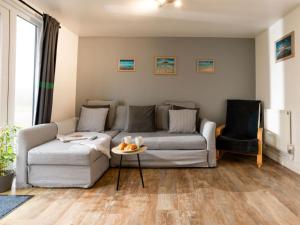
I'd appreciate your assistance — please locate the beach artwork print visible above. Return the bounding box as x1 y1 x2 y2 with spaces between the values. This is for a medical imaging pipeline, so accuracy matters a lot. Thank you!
118 59 135 72
197 59 215 73
276 31 295 63
155 57 176 75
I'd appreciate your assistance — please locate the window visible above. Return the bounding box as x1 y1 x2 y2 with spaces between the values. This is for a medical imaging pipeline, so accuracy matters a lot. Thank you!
0 6 9 127
14 17 37 127
0 0 42 128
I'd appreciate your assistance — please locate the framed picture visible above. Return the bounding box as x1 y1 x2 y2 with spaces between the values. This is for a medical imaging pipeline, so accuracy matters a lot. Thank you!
275 31 295 63
154 56 176 75
118 59 135 72
197 59 215 73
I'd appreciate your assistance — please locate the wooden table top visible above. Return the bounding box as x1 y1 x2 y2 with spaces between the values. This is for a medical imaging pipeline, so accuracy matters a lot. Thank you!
111 146 147 155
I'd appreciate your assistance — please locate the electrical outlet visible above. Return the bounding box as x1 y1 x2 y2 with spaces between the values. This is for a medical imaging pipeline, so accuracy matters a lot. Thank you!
287 144 295 155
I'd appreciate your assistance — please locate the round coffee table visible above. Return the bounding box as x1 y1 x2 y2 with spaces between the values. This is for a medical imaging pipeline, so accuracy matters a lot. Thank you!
111 146 147 191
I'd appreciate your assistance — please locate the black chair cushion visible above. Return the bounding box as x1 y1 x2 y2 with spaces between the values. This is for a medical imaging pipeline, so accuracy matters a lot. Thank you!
223 100 261 139
216 135 258 154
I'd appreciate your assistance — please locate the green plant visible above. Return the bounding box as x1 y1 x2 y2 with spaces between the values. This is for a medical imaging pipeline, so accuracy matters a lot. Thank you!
0 126 18 176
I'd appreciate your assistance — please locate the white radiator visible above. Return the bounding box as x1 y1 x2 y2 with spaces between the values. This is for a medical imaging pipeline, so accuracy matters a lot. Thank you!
264 109 291 153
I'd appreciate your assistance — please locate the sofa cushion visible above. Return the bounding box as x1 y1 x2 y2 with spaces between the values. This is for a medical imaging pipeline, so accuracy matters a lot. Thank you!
28 139 105 166
126 105 156 132
55 117 78 135
104 130 120 139
155 105 170 130
77 107 108 132
169 110 197 133
172 105 200 132
82 104 110 130
112 131 206 150
111 105 127 131
86 99 118 129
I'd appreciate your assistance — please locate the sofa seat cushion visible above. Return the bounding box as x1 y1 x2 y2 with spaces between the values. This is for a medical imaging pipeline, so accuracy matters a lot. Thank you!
104 130 120 138
112 131 206 150
28 140 105 166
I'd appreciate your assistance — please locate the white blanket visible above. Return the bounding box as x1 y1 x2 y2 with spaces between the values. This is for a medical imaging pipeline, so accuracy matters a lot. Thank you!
57 132 112 158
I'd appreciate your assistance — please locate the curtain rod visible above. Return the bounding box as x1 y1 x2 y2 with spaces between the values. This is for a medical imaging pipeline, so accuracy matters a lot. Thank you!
17 0 61 28
18 0 43 17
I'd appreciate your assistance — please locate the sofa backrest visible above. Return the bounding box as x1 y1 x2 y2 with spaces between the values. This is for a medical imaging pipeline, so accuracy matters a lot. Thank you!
109 101 198 131
164 100 196 108
111 105 171 131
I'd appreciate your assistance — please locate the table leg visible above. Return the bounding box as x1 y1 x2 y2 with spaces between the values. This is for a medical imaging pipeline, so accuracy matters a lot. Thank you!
137 154 144 188
116 155 123 191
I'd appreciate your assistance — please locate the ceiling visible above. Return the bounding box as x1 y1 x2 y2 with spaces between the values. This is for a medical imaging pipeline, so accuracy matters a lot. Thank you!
28 0 300 37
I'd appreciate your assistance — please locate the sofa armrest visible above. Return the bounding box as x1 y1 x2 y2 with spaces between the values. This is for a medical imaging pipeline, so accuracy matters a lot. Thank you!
16 123 58 188
200 119 217 167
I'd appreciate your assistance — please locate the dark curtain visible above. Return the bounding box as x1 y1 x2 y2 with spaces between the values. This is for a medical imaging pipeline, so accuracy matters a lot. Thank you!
34 14 60 125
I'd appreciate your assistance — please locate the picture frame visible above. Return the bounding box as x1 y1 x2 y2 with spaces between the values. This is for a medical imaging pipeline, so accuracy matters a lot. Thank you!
196 59 215 73
154 56 176 75
275 31 295 63
118 59 135 72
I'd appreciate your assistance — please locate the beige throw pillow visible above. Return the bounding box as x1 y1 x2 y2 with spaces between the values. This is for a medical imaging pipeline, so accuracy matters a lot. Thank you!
169 109 197 133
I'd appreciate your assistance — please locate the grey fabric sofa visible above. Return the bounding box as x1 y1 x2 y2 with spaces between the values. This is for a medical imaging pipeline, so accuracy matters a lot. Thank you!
110 119 216 168
16 102 216 189
16 124 118 188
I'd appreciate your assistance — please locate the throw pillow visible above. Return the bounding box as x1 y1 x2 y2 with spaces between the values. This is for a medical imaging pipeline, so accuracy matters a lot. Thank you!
155 105 170 130
82 104 110 130
126 105 156 132
55 117 78 135
77 106 109 132
169 109 197 133
172 105 200 132
86 99 118 129
111 105 127 131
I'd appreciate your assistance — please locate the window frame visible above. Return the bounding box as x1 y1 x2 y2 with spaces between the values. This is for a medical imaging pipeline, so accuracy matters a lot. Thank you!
0 0 43 127
0 5 9 127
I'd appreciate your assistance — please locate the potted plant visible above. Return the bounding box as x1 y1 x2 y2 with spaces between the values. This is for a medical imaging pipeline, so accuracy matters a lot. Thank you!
0 126 18 193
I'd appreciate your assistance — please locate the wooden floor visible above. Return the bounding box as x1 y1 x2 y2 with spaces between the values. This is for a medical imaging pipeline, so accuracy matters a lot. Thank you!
2 155 300 225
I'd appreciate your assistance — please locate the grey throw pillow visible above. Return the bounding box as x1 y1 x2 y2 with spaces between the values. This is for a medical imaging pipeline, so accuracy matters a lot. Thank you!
172 105 200 132
155 105 170 130
83 105 110 130
126 105 156 132
86 100 118 129
169 109 197 133
111 105 127 131
77 106 109 132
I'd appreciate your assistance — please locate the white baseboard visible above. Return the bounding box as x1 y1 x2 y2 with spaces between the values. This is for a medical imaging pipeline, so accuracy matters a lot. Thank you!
264 146 300 175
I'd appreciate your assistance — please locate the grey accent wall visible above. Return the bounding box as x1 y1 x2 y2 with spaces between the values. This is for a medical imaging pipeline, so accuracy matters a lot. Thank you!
76 37 255 124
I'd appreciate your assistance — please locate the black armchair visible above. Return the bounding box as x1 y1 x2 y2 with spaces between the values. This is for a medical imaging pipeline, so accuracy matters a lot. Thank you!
216 100 263 167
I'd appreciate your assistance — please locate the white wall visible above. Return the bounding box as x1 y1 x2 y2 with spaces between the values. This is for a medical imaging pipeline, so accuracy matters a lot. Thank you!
25 0 79 122
51 26 78 121
77 37 255 124
256 6 300 174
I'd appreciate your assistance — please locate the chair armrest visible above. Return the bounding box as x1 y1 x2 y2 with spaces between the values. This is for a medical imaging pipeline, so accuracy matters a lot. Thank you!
200 119 217 167
216 124 225 137
16 123 58 188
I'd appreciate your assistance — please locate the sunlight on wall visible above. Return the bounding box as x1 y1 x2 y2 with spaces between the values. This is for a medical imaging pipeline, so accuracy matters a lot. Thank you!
268 20 285 110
